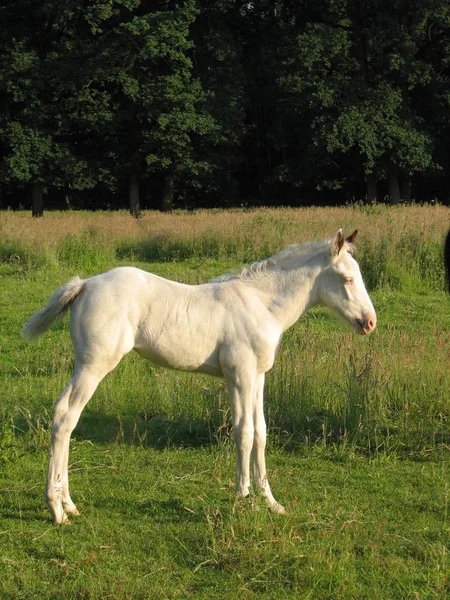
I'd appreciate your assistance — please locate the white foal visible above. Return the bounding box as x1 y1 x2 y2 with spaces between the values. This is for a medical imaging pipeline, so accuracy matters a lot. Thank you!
23 229 376 524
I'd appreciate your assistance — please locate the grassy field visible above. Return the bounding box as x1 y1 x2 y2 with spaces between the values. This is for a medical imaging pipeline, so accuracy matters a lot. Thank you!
0 206 449 599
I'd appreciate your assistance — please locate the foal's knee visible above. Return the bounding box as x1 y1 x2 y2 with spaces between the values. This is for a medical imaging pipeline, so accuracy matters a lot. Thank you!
253 424 266 448
233 422 254 453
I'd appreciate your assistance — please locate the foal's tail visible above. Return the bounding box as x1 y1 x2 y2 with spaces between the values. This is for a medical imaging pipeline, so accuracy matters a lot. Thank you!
22 277 85 341
445 230 450 293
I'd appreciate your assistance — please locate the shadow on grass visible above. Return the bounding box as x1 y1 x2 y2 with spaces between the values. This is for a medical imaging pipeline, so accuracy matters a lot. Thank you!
0 486 50 523
1 401 230 451
0 494 203 526
92 497 204 523
4 404 449 459
69 410 230 450
0 507 49 523
116 237 231 263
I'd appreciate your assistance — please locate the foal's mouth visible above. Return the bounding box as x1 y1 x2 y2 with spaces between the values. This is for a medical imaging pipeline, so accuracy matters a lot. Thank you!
355 318 367 335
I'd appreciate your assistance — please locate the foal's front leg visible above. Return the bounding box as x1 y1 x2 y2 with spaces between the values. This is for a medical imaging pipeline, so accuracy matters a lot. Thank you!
224 367 256 501
252 373 286 514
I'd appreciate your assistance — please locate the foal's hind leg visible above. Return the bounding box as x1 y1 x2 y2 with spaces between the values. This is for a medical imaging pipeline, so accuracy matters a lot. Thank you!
46 366 108 524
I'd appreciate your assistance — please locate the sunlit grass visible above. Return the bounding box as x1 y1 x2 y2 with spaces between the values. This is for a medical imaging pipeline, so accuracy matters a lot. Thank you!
0 206 449 599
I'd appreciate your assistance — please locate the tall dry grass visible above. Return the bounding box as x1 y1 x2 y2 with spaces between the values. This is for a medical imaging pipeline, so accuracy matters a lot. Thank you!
1 205 449 289
1 205 448 248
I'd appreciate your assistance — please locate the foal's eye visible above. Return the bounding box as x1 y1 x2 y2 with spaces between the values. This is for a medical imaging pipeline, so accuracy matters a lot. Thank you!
345 277 354 285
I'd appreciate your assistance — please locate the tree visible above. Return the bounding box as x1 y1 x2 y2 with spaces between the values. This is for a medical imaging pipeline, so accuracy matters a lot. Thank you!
275 0 449 203
78 0 219 212
0 0 450 209
0 1 99 214
0 0 220 212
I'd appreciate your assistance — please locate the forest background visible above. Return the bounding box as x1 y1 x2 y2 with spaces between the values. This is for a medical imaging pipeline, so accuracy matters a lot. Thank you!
1 0 450 215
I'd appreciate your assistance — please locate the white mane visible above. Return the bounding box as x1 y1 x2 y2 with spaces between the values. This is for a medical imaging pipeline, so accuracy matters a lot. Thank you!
212 236 344 282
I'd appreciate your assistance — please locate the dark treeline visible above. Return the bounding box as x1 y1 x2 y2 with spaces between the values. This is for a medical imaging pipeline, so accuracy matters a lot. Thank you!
1 0 450 214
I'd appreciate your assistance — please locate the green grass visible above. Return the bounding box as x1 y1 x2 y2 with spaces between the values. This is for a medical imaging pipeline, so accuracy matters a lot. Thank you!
1 208 449 599
1 444 448 599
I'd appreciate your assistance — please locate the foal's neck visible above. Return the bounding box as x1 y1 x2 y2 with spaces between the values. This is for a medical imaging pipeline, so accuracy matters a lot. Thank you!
251 261 322 332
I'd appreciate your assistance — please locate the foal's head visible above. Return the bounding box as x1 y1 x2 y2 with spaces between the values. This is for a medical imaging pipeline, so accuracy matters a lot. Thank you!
318 229 376 335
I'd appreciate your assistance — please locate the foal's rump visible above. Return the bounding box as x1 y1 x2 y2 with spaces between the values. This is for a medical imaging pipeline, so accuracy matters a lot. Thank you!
22 267 146 354
68 268 146 366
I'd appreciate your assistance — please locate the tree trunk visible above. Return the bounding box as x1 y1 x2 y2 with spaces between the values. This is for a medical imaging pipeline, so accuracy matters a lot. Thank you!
366 173 377 203
160 174 174 212
129 172 141 217
359 32 369 84
387 163 401 204
344 176 353 204
32 183 44 217
400 173 412 202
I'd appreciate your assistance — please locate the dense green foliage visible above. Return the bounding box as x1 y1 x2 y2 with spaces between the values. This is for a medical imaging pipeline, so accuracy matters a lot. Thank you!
1 0 450 212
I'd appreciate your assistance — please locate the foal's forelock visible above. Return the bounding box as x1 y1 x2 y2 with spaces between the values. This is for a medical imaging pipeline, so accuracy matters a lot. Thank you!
212 236 346 283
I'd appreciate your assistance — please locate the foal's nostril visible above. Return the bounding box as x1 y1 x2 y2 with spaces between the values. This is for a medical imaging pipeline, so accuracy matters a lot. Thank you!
366 315 376 332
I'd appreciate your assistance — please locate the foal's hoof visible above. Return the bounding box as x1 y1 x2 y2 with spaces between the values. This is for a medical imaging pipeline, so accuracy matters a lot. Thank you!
64 504 80 517
53 513 71 526
270 502 287 515
55 503 80 524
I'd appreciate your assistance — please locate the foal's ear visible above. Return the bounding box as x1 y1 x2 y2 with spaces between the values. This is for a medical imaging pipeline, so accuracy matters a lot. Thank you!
331 229 344 257
346 229 358 245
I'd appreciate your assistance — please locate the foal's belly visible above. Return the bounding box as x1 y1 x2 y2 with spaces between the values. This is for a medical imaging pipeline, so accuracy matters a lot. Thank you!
133 340 222 377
